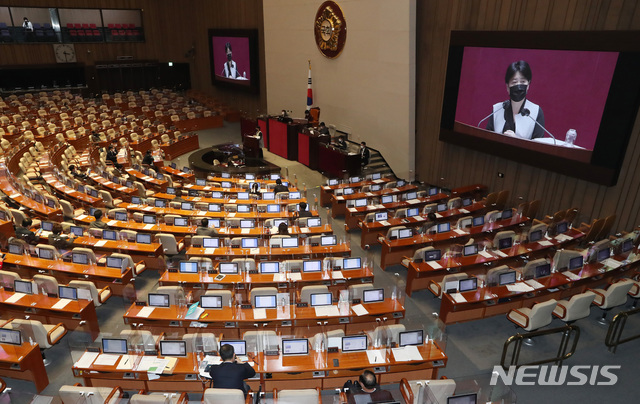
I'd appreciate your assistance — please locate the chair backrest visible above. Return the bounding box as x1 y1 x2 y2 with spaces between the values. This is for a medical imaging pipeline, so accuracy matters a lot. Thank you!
232 258 255 271
33 274 59 295
299 285 330 304
348 283 375 301
243 330 279 352
156 233 179 255
36 244 60 260
250 287 278 305
526 299 558 330
182 332 218 353
59 385 121 404
552 250 583 272
521 258 549 280
156 286 186 306
204 290 233 307
493 230 516 249
68 280 102 306
601 280 634 309
4 319 54 348
203 388 245 404
276 388 320 401
528 222 548 241
0 270 21 289
486 265 511 287
71 247 98 265
371 324 406 345
561 291 596 322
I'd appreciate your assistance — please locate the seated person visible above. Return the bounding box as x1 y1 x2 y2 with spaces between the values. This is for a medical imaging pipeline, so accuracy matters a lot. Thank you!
273 179 289 195
16 218 38 244
295 202 313 218
69 164 87 180
196 218 218 237
344 370 394 404
304 109 312 123
249 182 261 198
277 222 289 235
89 209 108 229
142 149 154 166
48 223 74 250
208 343 256 397
91 131 102 142
420 213 438 234
334 135 347 150
317 122 330 136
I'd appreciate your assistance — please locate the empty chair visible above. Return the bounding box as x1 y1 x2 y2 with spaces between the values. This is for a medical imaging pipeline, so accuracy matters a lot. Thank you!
111 252 146 276
527 222 548 241
189 256 214 271
274 388 321 403
100 190 122 209
552 249 584 272
182 332 218 353
428 273 469 298
369 324 406 346
155 285 188 306
485 265 511 287
347 283 375 302
484 210 500 223
35 244 60 260
628 279 640 308
299 285 330 304
71 247 98 265
156 233 184 255
250 287 278 306
134 181 154 197
204 290 233 307
202 388 248 404
243 330 279 352
59 385 123 404
492 230 516 249
1 319 67 365
33 274 59 295
447 197 462 209
588 279 634 324
520 258 550 280
402 246 436 267
130 392 188 404
507 299 557 333
232 258 256 272
68 280 112 306
553 291 596 323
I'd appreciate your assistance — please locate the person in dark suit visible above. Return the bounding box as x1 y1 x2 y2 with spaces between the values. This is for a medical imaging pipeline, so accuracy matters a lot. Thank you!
317 122 330 136
142 150 154 166
335 135 347 150
89 210 108 229
69 165 87 180
295 202 313 218
196 218 218 237
16 218 38 244
208 344 256 397
344 370 394 404
360 141 370 166
48 223 74 250
273 179 289 195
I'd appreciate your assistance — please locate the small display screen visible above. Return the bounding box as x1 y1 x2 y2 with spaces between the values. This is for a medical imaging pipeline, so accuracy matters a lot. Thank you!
240 220 254 229
557 222 568 234
375 212 388 221
254 295 277 308
259 262 280 274
362 288 384 303
498 237 513 249
174 217 188 227
262 192 275 200
220 340 246 355
143 215 156 224
303 260 322 272
200 295 222 309
137 233 152 244
472 216 484 227
181 202 193 211
0 329 22 345
241 238 258 248
463 244 479 256
399 330 423 347
209 204 221 212
343 257 361 269
399 229 413 239
106 257 124 269
42 221 53 231
102 338 128 355
237 205 250 213
310 293 333 307
458 278 478 292
72 253 88 265
437 223 451 233
58 286 78 300
281 238 299 248
160 340 187 357
155 199 166 208
381 195 393 204
179 261 199 273
219 262 239 274
529 230 543 242
535 263 551 278
148 293 170 307
237 192 249 200
321 235 337 246
424 249 442 262
342 335 367 352
14 280 33 294
103 230 117 240
355 198 367 207
115 212 128 221
569 256 584 270
203 238 219 248
501 209 513 220
498 271 517 286
70 226 84 237
307 218 321 227
282 339 309 355
267 204 280 213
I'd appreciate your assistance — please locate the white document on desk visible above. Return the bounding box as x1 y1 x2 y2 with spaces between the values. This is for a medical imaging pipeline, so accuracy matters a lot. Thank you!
300 227 310 234
495 250 508 258
538 240 553 246
555 234 573 242
335 196 344 201
143 206 154 211
75 351 99 368
135 356 157 371
287 272 302 281
564 272 581 281
249 248 260 255
392 345 423 362
5 293 25 303
253 308 267 320
331 271 345 279
241 228 250 234
116 355 135 370
76 214 88 221
185 307 205 320
107 220 118 226
506 283 534 293
184 184 193 188
273 273 286 282
143 224 154 230
52 299 71 310
453 229 467 235
94 240 108 247
379 220 391 226
204 248 216 255
407 199 421 204
366 350 385 365
525 280 545 289
348 208 357 213
460 209 470 214
603 258 623 269
450 293 467 303
94 354 120 366
137 306 155 318
351 304 368 316
435 213 442 219
315 306 340 317
227 212 236 217
426 261 443 269
479 251 493 259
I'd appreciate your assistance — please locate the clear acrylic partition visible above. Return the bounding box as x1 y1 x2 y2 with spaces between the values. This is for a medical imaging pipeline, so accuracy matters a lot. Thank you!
0 390 36 404
401 314 448 352
431 372 517 404
68 330 101 366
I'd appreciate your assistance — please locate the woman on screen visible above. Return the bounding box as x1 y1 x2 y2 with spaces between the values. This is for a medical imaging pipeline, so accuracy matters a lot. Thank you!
486 60 545 140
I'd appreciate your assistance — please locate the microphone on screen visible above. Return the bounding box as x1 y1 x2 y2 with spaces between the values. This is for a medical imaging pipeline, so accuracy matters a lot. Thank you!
477 100 509 128
521 108 556 146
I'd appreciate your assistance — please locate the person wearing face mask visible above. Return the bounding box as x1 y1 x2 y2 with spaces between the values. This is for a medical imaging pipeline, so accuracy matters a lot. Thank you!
221 42 240 79
486 60 545 140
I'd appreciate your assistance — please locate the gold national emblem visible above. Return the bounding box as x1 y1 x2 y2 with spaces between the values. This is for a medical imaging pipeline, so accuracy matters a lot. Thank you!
314 1 347 59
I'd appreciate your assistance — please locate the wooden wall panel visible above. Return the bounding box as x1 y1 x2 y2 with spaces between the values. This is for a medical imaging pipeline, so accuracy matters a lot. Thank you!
416 0 640 233
0 0 266 115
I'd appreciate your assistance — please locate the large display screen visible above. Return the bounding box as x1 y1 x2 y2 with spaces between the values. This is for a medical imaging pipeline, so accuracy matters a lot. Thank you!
208 29 259 93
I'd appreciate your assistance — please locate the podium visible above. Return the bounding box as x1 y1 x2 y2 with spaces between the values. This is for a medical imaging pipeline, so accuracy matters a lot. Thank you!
242 134 260 158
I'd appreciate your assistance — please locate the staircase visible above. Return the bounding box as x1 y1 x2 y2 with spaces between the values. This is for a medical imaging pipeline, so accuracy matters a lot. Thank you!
362 147 393 178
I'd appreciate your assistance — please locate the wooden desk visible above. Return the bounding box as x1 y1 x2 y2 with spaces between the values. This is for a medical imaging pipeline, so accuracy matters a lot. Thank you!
125 168 168 192
174 115 224 132
150 194 306 207
0 341 49 392
186 243 351 260
72 236 165 270
379 214 531 269
74 214 195 237
161 135 200 161
318 144 361 178
41 173 104 207
331 185 419 218
73 342 446 391
439 249 637 324
87 172 137 201
160 166 195 182
2 253 133 296
0 288 100 340
0 176 62 221
405 228 585 296
320 178 394 207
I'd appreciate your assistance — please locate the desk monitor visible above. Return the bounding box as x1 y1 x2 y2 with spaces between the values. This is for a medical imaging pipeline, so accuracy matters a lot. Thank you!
362 288 384 303
349 176 360 183
342 335 368 352
447 393 477 404
424 249 442 262
0 211 6 220
14 280 33 294
398 229 413 239
622 239 634 253
106 256 124 269
156 173 164 181
200 295 223 309
267 204 280 213
102 338 128 355
237 205 250 213
557 221 568 234
310 293 333 307
237 192 250 200
131 196 142 205
245 173 255 180
437 203 447 213
58 286 78 300
289 192 301 199
535 263 552 278
462 198 473 207
203 238 219 248
136 233 152 244
254 295 277 309
306 217 321 227
240 220 254 229
303 260 322 273
221 340 246 356
282 339 309 356
371 173 382 180
321 235 337 246
155 199 166 208
472 216 484 227
501 209 513 220
375 212 388 221
221 172 231 179
181 202 194 211
160 340 187 357
406 208 420 217
428 187 439 196
166 187 176 195
196 179 206 186
272 218 288 228
399 330 424 347
174 217 188 227
437 223 451 233
0 329 21 345
8 243 22 255
148 293 170 307
405 191 417 200
42 221 53 232
39 248 54 260
221 181 232 188
182 167 190 174
397 180 406 187
498 237 513 250
115 211 128 221
142 215 156 224
463 244 479 256
597 248 611 262
270 174 280 180
72 253 88 265
208 203 221 212
103 230 117 241
355 198 368 208
444 280 459 294
77 185 85 194
219 262 239 274
381 195 394 204
459 278 478 292
259 261 280 274
343 188 354 196
211 191 223 198
179 261 199 273
498 271 517 286
370 184 382 192
241 238 259 248
343 257 361 270
46 198 57 208
187 190 197 198
569 256 584 270
281 238 299 248
529 229 543 242
262 192 275 200
328 179 339 186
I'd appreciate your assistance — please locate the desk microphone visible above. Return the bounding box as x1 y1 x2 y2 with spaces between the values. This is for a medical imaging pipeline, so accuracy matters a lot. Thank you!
477 100 509 127
521 108 556 146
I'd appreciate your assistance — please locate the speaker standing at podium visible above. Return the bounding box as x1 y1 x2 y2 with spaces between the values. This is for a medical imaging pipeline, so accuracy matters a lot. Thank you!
485 60 545 140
